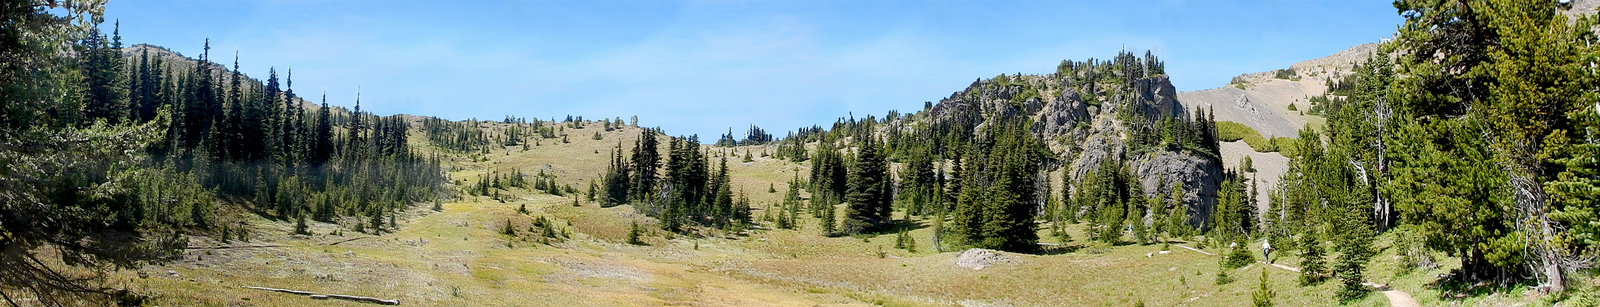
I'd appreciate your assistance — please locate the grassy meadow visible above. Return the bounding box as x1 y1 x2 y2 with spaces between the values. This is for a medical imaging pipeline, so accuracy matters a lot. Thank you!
110 124 1514 306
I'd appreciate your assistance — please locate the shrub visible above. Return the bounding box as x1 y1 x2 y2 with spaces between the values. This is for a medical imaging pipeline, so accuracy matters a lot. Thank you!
1273 68 1297 80
1391 225 1437 274
894 230 917 253
626 220 646 245
294 214 311 235
1215 269 1235 285
1223 243 1257 269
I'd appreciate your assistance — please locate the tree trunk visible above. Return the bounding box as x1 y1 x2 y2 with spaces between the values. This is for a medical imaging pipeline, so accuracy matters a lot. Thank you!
1510 175 1566 293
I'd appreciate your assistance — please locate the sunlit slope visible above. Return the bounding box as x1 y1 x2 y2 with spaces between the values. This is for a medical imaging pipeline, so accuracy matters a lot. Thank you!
109 119 1458 306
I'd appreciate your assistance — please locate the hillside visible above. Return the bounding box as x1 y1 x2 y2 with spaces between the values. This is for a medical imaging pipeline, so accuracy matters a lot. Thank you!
115 122 1435 306
1177 43 1377 140
77 45 1431 306
123 43 328 112
925 53 1224 225
8 0 1595 304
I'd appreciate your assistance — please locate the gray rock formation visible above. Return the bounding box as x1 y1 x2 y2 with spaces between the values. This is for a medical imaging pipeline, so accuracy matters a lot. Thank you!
926 68 1222 226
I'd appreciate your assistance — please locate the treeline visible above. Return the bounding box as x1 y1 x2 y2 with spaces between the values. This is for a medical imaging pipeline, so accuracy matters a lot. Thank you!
131 38 443 234
1267 0 1600 299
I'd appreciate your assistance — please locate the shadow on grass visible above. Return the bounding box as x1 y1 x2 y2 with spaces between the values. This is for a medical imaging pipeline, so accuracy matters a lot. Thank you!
882 219 928 233
1425 269 1536 302
1033 244 1082 255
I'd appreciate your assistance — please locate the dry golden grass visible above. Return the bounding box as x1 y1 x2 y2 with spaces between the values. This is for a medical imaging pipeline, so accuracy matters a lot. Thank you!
112 123 1535 306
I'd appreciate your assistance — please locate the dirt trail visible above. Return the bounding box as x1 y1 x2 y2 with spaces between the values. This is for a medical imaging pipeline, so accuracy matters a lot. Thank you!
1380 290 1422 307
1173 245 1421 307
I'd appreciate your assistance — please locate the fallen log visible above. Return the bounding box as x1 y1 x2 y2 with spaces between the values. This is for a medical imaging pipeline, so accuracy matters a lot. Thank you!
242 286 311 295
244 286 399 305
186 245 287 250
325 236 371 246
314 294 400 305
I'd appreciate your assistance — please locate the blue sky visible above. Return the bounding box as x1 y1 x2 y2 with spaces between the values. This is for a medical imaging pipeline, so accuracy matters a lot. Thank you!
105 0 1401 140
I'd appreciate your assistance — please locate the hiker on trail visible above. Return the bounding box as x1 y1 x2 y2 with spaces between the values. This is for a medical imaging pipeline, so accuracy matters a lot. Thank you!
1262 239 1274 263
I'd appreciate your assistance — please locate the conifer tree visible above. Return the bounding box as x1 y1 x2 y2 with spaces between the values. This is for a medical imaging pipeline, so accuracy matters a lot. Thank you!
178 38 220 154
81 21 129 124
733 191 752 228
1332 206 1373 300
1297 229 1327 286
294 214 310 235
1384 0 1600 291
1253 267 1275 307
819 197 836 236
308 94 334 168
901 143 937 216
629 129 660 204
710 153 734 226
602 144 631 206
214 52 246 162
279 68 301 164
262 67 283 161
627 220 645 245
779 172 802 230
132 47 166 123
346 92 366 161
809 140 848 216
951 119 1043 251
843 136 890 234
1165 182 1193 239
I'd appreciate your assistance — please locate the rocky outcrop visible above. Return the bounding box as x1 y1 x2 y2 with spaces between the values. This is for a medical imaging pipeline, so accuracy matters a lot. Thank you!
926 65 1222 225
1032 88 1091 143
1130 151 1223 217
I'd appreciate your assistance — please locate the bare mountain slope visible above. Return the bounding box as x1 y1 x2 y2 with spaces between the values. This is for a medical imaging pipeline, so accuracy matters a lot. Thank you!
1178 43 1378 138
1177 43 1381 215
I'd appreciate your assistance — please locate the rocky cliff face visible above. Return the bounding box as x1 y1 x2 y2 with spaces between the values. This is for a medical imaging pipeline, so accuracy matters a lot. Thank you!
926 61 1222 225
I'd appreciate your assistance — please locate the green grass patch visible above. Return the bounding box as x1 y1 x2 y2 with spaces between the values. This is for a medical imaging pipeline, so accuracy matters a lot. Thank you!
1215 121 1296 155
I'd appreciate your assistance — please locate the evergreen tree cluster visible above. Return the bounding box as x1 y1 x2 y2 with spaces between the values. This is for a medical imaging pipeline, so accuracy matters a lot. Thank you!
421 117 491 153
741 124 774 145
604 129 752 232
70 35 448 235
769 125 823 162
842 135 892 234
1070 158 1139 243
12 8 445 240
948 118 1048 251
712 124 775 147
139 41 445 235
0 3 444 304
764 172 806 230
730 50 1219 253
809 139 850 224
